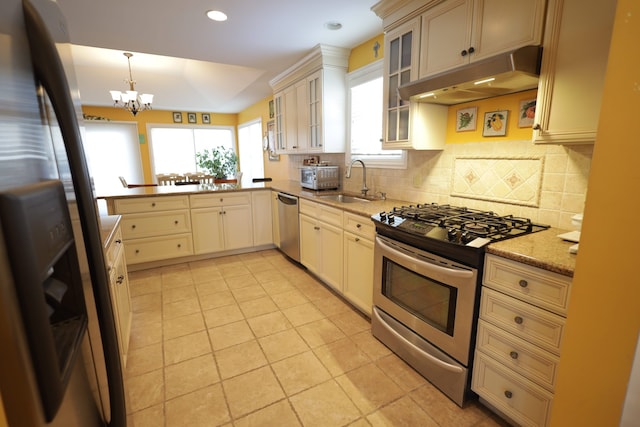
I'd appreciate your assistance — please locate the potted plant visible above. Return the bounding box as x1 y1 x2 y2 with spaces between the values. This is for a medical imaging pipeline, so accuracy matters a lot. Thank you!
195 147 238 182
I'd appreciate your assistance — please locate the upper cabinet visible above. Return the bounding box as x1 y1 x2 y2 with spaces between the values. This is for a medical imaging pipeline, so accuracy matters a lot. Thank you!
533 0 616 144
419 0 546 78
269 45 349 154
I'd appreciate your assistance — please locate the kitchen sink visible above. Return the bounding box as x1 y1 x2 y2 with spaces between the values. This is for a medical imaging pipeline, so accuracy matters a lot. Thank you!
317 194 371 203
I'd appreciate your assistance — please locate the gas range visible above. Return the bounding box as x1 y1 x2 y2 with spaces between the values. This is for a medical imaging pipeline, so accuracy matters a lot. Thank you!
372 203 549 268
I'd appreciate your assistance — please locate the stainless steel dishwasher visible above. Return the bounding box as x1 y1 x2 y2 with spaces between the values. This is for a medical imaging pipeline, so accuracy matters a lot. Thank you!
276 192 300 262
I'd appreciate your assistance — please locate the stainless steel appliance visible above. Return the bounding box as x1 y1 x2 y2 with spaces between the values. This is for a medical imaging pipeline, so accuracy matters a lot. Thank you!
300 165 340 190
371 203 548 407
277 192 300 262
0 0 125 425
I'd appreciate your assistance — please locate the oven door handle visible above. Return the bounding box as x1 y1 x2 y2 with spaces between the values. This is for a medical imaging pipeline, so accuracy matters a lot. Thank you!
376 236 474 279
373 308 464 374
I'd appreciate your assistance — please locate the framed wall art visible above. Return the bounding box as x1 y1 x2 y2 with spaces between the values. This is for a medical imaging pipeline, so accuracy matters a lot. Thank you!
483 110 509 137
187 112 197 124
202 113 211 124
456 107 477 132
172 112 182 123
518 99 536 127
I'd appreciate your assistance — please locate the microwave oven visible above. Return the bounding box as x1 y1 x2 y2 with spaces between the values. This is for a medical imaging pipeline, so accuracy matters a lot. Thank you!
300 165 340 190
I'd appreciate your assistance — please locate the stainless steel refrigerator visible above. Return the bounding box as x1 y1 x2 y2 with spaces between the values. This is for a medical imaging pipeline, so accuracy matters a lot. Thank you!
0 0 126 425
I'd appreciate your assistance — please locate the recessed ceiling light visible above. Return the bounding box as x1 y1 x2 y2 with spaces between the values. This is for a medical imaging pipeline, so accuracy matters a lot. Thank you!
206 10 228 22
324 21 342 30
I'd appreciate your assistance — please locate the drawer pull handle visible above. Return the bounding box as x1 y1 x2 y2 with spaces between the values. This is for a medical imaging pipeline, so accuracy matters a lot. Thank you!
135 249 140 254
151 202 156 207
510 351 519 360
314 226 320 230
514 316 524 325
116 275 125 284
356 224 361 228
131 224 136 229
174 220 179 224
519 279 528 288
115 239 122 244
355 237 360 242
504 390 513 399
177 244 181 248
220 198 224 202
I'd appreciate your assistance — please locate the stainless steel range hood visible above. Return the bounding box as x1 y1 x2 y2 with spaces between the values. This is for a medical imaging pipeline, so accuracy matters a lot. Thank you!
398 45 542 105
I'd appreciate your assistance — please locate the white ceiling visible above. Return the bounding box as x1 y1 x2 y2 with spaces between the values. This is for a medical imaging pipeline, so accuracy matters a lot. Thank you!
55 0 383 113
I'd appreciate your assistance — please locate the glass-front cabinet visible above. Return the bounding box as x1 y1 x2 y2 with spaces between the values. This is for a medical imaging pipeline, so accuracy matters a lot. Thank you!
383 18 421 148
307 70 322 150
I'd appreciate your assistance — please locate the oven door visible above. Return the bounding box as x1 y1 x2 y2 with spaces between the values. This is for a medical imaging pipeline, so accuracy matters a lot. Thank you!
299 168 316 189
373 235 478 365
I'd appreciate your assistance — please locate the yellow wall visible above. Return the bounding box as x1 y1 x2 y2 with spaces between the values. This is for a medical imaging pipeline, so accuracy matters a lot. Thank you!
348 34 385 72
550 0 640 425
445 89 537 143
81 106 237 182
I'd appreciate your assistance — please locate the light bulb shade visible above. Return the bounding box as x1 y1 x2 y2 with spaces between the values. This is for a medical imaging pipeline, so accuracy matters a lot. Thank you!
139 93 154 104
125 90 138 102
110 90 122 101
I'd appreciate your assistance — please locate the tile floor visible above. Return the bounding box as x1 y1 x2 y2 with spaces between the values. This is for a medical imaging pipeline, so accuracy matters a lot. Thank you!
124 249 509 427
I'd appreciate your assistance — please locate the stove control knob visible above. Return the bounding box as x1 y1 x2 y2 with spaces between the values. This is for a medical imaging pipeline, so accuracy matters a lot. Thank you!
388 214 395 224
460 231 474 244
379 212 387 221
447 228 458 241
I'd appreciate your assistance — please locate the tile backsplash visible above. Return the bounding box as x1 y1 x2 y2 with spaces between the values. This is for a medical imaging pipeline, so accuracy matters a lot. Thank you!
289 140 592 230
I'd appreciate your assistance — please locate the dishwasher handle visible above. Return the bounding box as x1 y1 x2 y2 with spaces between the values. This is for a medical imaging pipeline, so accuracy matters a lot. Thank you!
277 192 298 205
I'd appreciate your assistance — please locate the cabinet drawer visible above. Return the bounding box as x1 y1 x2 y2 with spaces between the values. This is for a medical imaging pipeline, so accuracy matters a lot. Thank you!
105 227 123 268
299 199 317 217
343 212 375 239
318 204 343 227
114 196 189 213
124 233 193 264
472 352 553 427
484 254 572 316
190 192 251 208
476 320 560 392
480 288 565 355
120 210 191 239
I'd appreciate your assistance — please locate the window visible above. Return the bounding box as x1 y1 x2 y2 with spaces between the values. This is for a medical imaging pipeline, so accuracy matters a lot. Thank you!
238 118 264 180
346 59 406 168
148 125 235 176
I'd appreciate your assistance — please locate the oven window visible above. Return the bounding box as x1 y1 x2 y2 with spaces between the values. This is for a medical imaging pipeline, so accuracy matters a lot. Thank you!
382 257 457 335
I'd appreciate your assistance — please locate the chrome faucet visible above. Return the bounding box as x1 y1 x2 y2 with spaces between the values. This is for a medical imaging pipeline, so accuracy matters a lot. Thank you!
346 159 368 198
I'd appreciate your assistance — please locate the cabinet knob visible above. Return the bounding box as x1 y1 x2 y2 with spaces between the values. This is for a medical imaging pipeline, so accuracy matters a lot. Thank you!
220 198 223 202
504 390 513 399
519 279 528 288
356 224 361 228
177 244 181 248
355 237 360 242
533 123 541 130
116 275 125 284
131 224 136 229
461 49 468 57
115 239 122 244
135 249 140 254
174 220 179 224
468 46 475 54
510 351 519 360
151 202 156 207
314 226 320 231
514 316 524 325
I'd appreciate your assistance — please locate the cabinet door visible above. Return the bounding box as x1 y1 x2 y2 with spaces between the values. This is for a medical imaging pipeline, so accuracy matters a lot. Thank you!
533 0 615 144
299 214 320 274
252 191 273 247
319 221 343 292
419 0 473 78
307 71 323 150
191 207 224 254
383 18 420 146
112 245 131 367
271 191 280 247
283 85 298 152
273 92 286 152
295 80 309 150
223 204 254 251
343 232 374 315
471 0 546 62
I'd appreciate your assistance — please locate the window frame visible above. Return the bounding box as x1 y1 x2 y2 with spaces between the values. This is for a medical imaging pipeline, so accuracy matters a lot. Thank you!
345 59 407 169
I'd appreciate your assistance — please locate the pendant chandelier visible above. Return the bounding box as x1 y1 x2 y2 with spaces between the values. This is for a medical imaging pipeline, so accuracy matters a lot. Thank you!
109 52 153 116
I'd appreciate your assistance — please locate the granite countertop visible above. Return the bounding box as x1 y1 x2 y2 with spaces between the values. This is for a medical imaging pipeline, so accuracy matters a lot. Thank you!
98 179 577 276
486 227 577 277
99 214 121 250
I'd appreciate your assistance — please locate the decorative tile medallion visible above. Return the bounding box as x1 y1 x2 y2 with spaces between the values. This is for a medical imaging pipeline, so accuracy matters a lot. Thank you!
452 156 544 207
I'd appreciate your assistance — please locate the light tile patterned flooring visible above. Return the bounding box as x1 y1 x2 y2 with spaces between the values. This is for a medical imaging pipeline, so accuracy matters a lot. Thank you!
124 249 509 427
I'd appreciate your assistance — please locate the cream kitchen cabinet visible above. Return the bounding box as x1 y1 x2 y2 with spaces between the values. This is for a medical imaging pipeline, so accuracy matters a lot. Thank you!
190 192 253 254
113 196 193 264
472 254 572 427
271 191 280 248
299 199 343 291
378 9 448 149
104 223 131 368
533 0 616 144
418 0 546 78
269 45 349 154
343 212 375 316
251 190 273 247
